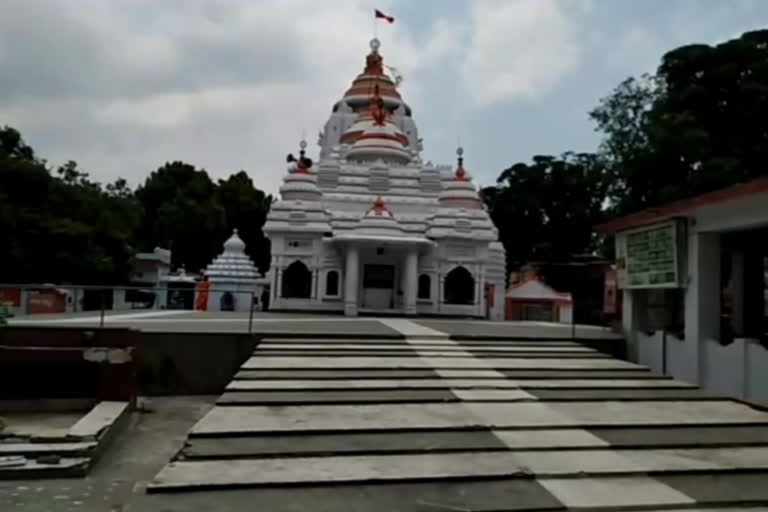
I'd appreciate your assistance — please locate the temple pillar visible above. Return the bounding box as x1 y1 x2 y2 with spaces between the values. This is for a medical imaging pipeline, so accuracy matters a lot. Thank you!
344 246 359 316
404 249 418 316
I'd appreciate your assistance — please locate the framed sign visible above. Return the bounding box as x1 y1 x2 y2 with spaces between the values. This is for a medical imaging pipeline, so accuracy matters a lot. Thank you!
616 220 684 289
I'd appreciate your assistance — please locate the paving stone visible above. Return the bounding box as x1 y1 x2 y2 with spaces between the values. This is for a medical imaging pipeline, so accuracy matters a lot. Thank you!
152 447 768 489
242 356 643 370
471 351 612 359
656 472 768 504
528 388 715 400
217 389 457 405
500 369 665 379
226 379 523 391
516 379 694 389
451 389 536 401
182 430 508 458
144 478 566 511
191 400 768 436
589 425 768 447
234 369 440 380
544 400 768 426
258 344 596 353
539 476 694 509
493 429 609 449
259 338 409 345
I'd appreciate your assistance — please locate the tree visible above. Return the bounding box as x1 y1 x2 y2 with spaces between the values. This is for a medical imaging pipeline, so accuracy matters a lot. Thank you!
134 161 226 273
593 29 768 215
0 127 139 284
483 153 609 271
216 171 273 273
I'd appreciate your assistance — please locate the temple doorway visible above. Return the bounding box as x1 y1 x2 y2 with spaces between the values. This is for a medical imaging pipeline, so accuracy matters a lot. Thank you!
220 292 235 311
282 261 311 298
362 264 395 309
444 266 475 305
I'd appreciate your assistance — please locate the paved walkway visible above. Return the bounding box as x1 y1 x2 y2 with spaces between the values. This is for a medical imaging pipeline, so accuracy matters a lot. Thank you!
143 322 768 511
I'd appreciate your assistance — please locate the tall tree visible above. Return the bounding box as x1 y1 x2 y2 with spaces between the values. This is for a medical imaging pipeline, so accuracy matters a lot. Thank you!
482 153 609 271
0 127 139 284
593 29 768 215
216 171 273 273
134 161 226 273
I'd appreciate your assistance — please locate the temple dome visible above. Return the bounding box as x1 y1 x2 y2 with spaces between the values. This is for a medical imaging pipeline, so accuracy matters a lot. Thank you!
204 229 261 282
439 147 483 209
343 83 411 164
279 141 322 201
341 38 403 109
354 196 405 237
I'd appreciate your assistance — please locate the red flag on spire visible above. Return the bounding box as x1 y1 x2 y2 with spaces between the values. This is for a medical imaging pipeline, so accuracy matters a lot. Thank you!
375 9 394 23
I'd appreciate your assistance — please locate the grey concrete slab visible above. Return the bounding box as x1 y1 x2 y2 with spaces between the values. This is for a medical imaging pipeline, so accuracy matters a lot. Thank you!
500 369 666 379
0 441 97 456
182 430 509 459
471 351 612 359
457 340 583 346
419 357 643 370
539 476 694 509
0 457 91 480
226 379 523 390
242 356 428 369
657 472 768 505
151 446 768 489
191 400 768 436
542 400 768 426
451 389 536 401
516 379 695 388
257 343 597 352
68 401 129 439
493 429 609 449
589 425 768 447
189 403 486 435
143 478 566 511
528 388 716 400
414 319 623 340
436 369 508 379
217 389 457 405
254 350 425 357
234 369 441 380
241 355 643 370
259 337 409 345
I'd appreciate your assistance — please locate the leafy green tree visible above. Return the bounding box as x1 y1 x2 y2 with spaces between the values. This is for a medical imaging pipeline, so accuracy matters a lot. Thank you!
216 171 273 273
593 29 768 215
482 153 609 271
134 161 226 273
0 127 139 284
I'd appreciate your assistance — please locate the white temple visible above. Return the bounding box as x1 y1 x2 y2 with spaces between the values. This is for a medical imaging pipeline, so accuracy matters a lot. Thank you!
264 38 506 318
202 230 266 312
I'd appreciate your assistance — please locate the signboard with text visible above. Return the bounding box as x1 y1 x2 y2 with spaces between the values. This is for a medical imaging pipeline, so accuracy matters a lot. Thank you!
616 220 683 289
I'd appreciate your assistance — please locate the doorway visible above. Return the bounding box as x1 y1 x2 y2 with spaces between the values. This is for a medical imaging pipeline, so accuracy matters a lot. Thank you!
362 264 395 309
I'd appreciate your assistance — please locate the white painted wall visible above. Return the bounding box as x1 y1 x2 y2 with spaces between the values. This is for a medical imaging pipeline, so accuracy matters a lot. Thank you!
621 202 768 406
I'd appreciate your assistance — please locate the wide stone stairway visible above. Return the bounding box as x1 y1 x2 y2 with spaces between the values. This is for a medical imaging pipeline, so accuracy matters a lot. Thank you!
147 320 768 511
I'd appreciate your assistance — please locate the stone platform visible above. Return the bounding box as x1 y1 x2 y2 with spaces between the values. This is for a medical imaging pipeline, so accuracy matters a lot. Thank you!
144 319 768 511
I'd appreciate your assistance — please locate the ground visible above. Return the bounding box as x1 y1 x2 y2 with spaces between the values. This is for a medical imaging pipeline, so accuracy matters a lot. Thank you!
4 312 768 511
0 396 215 511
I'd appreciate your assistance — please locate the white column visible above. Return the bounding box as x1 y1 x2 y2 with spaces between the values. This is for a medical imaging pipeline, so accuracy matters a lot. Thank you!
730 250 745 336
684 230 721 385
344 246 359 317
404 249 418 316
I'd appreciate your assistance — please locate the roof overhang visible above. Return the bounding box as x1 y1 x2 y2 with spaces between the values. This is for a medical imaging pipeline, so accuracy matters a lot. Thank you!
327 235 433 247
595 177 768 234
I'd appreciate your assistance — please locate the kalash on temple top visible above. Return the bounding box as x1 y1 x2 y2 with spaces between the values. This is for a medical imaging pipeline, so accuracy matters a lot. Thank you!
264 35 507 319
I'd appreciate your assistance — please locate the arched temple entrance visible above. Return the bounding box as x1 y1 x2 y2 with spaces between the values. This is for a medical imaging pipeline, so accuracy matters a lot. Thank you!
444 266 474 305
282 261 312 298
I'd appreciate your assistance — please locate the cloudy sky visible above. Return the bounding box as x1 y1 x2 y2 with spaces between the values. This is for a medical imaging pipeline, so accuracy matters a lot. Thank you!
1 0 766 194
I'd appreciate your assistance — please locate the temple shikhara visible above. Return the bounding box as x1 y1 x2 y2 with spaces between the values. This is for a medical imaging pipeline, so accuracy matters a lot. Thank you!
264 38 506 318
